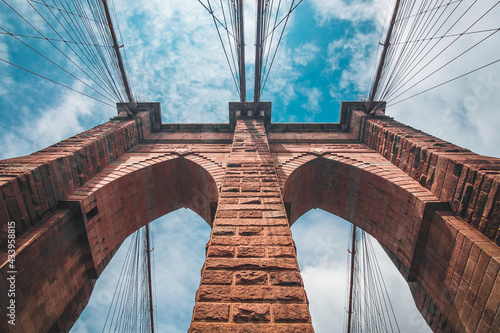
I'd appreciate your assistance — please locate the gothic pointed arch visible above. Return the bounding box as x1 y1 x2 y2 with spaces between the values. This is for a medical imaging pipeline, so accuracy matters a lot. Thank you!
282 154 498 333
0 151 219 332
70 154 219 274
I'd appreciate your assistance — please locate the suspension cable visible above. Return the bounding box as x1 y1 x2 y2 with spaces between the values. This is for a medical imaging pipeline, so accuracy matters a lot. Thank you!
1 0 136 108
367 0 500 109
345 226 400 333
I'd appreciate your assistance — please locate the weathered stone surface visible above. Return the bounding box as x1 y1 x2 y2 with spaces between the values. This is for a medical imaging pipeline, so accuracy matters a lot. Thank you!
239 211 263 218
212 227 237 236
193 303 230 321
240 198 261 204
207 246 235 257
233 304 271 322
215 218 288 227
205 258 299 270
239 227 264 236
270 271 302 286
268 246 295 258
197 285 306 302
189 323 314 332
237 246 266 258
273 304 311 323
216 210 238 218
201 270 233 285
210 235 293 246
267 227 292 236
235 271 268 285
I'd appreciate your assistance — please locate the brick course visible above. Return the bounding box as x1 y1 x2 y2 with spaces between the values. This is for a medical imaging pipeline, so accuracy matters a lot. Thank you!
190 119 313 330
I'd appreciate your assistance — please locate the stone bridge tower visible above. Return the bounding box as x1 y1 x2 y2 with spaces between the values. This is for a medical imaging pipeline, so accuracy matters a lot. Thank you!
0 102 499 332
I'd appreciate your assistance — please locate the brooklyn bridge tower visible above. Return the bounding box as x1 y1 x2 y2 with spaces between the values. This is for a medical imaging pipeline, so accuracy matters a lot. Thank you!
0 1 499 332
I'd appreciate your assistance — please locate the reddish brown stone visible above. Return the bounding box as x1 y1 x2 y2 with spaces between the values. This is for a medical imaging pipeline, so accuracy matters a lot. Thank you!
263 210 287 219
240 198 261 204
241 184 260 192
239 227 264 236
221 186 239 193
193 303 230 321
237 246 265 258
270 271 302 286
235 271 268 285
210 236 293 247
207 246 235 257
205 258 299 270
233 304 271 322
201 270 233 285
239 211 263 218
267 227 291 236
197 285 305 302
205 258 261 270
219 197 239 204
273 304 311 323
268 246 295 258
216 218 288 227
189 323 314 332
216 210 238 218
212 227 237 236
263 197 282 204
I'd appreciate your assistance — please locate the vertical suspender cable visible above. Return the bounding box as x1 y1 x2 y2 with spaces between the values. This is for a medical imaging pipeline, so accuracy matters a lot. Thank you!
237 0 246 105
145 224 155 333
101 0 135 111
346 225 357 333
254 0 264 110
367 0 402 113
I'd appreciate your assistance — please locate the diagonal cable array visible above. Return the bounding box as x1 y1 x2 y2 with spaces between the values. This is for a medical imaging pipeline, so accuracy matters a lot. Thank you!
344 226 400 333
198 0 302 107
102 225 157 333
368 0 500 111
254 0 303 106
0 0 135 107
198 0 246 103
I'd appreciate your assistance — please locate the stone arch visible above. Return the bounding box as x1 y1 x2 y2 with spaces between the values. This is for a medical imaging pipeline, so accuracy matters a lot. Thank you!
75 207 212 333
72 154 219 274
0 154 218 333
283 155 433 278
282 155 499 333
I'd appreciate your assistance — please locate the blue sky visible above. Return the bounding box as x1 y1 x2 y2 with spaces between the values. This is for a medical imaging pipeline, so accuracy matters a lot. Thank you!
1 0 499 332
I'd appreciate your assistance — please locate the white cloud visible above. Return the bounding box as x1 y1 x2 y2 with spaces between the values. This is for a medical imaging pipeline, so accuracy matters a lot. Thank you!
326 31 379 95
383 3 500 158
0 82 113 159
292 209 431 332
300 86 322 113
302 265 347 331
73 209 211 333
292 43 320 66
0 41 8 62
108 0 253 123
312 0 500 158
309 0 391 27
387 73 500 158
0 74 14 97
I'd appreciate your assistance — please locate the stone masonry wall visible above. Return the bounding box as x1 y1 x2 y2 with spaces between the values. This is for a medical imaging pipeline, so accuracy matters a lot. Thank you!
190 118 314 332
0 111 152 247
358 111 500 244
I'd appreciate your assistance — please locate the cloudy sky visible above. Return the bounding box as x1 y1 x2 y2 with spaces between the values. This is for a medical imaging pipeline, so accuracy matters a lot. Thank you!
1 0 499 332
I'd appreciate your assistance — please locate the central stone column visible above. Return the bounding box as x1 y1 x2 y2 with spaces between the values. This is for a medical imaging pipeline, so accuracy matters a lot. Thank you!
189 118 314 332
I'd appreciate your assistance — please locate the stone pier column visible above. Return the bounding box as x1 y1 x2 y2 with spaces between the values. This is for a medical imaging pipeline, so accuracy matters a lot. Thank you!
189 118 314 332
